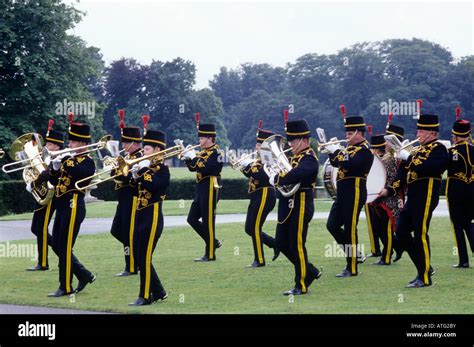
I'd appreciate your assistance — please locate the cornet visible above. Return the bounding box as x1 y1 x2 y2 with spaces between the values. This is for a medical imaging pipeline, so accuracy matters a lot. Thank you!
315 127 348 153
228 150 258 170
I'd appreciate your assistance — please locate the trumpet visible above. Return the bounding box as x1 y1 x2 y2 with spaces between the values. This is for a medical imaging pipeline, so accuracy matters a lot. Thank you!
228 150 258 170
0 148 4 159
75 142 200 191
2 135 112 174
317 139 348 153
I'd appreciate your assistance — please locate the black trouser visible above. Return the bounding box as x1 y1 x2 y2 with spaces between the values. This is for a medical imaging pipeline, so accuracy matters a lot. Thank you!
396 178 440 285
111 195 138 273
31 200 55 268
446 178 474 265
366 203 395 264
276 190 319 292
364 204 381 255
51 194 93 294
244 187 276 264
327 178 367 275
187 177 220 259
135 202 165 300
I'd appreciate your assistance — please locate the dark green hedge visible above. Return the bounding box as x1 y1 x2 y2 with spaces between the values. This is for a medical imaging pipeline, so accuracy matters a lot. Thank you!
0 178 448 217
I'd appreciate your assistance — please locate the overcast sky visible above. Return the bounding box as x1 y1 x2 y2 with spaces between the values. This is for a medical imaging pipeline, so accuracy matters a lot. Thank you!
70 0 473 88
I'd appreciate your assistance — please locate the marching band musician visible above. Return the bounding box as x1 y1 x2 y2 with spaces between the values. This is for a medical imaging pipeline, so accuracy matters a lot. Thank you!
380 114 448 288
26 121 65 271
110 110 143 277
182 115 223 262
326 115 374 277
129 129 170 306
239 126 279 268
47 119 96 297
269 118 321 296
365 134 401 265
446 113 474 268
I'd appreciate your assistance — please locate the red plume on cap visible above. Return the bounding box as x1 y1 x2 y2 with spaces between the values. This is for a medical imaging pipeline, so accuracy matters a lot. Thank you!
283 109 289 123
46 119 54 137
256 119 263 136
68 112 74 125
195 112 200 130
367 125 373 137
455 106 461 120
119 109 125 129
386 112 393 129
142 114 150 135
339 104 347 119
416 99 422 117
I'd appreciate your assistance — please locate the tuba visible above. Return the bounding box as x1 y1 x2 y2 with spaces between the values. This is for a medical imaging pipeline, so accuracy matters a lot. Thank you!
259 134 300 197
2 133 54 205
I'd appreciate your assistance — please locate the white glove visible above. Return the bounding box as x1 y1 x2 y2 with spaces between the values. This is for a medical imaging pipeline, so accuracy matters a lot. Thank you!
239 157 253 168
26 182 33 193
269 174 277 186
181 145 196 160
397 149 410 161
325 137 341 153
131 164 140 180
138 159 150 170
52 157 63 171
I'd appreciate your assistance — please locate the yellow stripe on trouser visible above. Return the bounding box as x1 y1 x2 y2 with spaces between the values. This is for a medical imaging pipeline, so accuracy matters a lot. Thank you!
129 197 138 273
66 194 78 293
254 187 268 264
365 204 376 254
41 201 52 267
445 178 459 249
385 219 393 264
297 192 307 292
208 178 215 259
421 178 433 284
351 178 360 274
144 203 159 300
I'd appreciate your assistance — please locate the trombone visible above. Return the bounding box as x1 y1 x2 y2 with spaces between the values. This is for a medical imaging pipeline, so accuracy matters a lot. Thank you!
75 142 200 191
2 135 112 174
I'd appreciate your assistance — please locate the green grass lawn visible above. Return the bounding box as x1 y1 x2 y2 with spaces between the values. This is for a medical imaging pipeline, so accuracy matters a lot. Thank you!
0 199 335 221
0 217 472 314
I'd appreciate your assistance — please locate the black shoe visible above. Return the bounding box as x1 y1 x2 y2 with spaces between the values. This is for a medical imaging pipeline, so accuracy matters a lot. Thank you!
151 291 168 303
115 270 137 277
47 288 73 297
128 297 151 306
357 254 366 264
246 261 265 268
26 265 49 271
306 268 322 288
216 240 223 249
272 248 281 261
429 266 436 276
393 251 402 262
194 256 215 262
367 252 381 258
336 269 356 278
453 263 469 268
372 259 390 266
283 288 306 296
406 279 430 288
75 275 96 293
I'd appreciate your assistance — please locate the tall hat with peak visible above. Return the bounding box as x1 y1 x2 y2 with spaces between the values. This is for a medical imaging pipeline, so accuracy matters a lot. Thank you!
141 115 166 150
283 109 311 141
67 113 91 143
451 106 471 137
195 112 216 137
118 109 142 143
340 104 366 132
415 99 440 132
385 112 404 141
256 120 274 144
44 119 65 149
370 134 386 150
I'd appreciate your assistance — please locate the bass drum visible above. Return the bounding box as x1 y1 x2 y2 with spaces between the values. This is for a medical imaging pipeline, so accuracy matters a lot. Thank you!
322 156 386 203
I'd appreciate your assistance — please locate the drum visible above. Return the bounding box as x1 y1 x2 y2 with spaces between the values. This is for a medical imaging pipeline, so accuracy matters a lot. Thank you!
322 156 386 203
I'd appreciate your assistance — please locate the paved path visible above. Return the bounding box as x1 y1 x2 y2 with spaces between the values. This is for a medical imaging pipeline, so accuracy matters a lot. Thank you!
0 200 449 242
